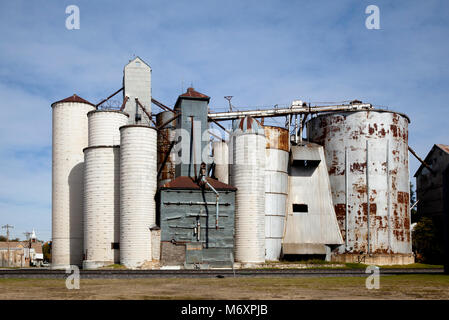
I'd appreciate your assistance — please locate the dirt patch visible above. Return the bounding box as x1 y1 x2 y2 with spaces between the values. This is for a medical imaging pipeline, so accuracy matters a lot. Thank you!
1 275 449 300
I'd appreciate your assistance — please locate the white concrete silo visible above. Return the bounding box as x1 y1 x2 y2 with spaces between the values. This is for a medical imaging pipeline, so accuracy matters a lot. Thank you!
264 126 289 261
82 110 128 269
230 116 266 264
120 125 157 268
87 110 129 146
83 146 120 269
212 140 229 184
51 94 95 269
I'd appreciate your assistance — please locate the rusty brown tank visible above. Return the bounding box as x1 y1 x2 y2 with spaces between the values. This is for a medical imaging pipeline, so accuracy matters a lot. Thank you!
307 110 413 261
156 111 176 187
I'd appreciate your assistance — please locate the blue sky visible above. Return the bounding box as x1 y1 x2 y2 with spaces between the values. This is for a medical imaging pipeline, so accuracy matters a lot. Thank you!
0 0 448 241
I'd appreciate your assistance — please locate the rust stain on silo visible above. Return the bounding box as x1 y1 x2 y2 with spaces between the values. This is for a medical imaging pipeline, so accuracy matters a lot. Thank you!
307 110 412 257
264 125 289 151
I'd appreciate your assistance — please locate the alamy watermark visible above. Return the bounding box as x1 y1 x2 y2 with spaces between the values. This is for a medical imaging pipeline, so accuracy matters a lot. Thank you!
65 5 80 30
365 5 380 30
365 265 380 289
65 265 80 289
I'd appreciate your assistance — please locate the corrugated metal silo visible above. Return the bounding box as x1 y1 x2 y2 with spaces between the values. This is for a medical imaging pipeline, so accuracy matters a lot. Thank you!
156 111 176 187
264 126 289 261
87 110 129 146
308 110 414 264
230 116 266 264
212 140 229 184
120 125 157 268
51 94 95 269
83 146 120 269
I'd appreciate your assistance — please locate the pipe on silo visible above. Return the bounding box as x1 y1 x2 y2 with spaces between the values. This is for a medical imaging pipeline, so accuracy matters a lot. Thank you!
119 125 157 269
156 111 176 187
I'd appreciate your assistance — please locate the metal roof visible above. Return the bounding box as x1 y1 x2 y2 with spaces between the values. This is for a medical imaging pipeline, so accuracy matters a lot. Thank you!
414 144 449 177
160 176 237 191
232 116 264 134
51 94 95 107
179 87 210 100
436 144 449 154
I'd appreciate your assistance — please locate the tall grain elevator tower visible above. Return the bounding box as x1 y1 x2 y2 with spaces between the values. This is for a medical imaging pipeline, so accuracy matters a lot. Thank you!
123 57 152 124
174 87 211 178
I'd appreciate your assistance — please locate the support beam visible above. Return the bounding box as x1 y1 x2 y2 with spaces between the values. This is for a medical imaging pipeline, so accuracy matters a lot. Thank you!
409 146 434 173
152 98 175 113
136 98 156 126
96 87 124 108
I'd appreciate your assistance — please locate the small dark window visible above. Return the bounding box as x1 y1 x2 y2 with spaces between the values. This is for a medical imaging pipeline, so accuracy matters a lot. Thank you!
111 242 120 249
293 204 308 213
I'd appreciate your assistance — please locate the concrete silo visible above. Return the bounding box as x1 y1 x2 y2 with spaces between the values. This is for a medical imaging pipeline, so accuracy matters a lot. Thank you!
82 110 128 269
212 141 229 184
156 111 176 187
308 110 414 264
51 94 95 269
263 126 289 261
230 116 266 264
87 110 129 146
119 125 157 268
83 146 120 269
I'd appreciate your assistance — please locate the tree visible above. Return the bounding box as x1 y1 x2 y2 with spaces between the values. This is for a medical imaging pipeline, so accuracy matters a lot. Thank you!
0 235 6 242
42 241 51 262
412 216 444 264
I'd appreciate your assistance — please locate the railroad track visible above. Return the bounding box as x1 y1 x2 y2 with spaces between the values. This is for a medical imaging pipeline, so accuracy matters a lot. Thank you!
0 268 443 279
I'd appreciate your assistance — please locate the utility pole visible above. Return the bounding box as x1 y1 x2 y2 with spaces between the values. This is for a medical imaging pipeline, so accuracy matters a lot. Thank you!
2 224 14 267
224 96 233 112
23 232 31 241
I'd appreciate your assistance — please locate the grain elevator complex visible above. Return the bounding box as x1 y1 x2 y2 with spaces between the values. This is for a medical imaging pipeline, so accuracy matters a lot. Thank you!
51 57 415 269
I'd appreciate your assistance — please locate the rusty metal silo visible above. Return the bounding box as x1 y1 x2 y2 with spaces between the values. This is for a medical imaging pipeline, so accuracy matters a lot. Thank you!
156 111 176 187
308 110 414 264
264 126 289 261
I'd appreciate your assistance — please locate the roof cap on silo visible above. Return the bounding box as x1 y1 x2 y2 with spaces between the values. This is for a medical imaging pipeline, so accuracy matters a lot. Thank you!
175 87 210 108
233 116 265 135
51 94 95 107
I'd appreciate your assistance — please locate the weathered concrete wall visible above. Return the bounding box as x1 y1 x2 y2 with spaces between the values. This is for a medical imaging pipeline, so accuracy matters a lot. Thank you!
0 249 27 267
